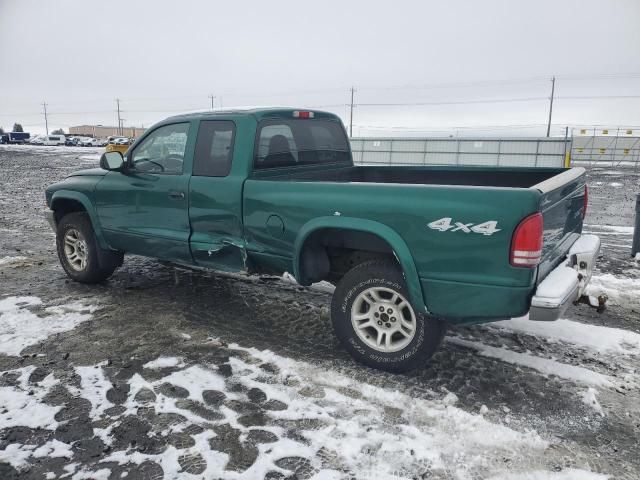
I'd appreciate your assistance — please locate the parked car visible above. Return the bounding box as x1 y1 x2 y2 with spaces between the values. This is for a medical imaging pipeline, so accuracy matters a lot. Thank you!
44 108 600 372
42 135 66 146
78 138 102 147
65 137 80 146
105 137 132 154
29 136 45 145
1 132 31 144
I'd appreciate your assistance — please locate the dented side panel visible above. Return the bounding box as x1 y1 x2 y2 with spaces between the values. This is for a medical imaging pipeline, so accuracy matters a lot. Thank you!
187 115 256 272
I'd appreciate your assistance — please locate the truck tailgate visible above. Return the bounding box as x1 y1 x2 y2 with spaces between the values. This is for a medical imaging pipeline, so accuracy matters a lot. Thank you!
533 167 587 283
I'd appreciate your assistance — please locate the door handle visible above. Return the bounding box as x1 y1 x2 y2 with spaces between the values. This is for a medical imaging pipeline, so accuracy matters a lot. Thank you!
168 190 185 200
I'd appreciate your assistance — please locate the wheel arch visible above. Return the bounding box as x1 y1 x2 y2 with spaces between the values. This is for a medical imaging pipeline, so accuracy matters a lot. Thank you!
50 190 109 250
293 217 426 312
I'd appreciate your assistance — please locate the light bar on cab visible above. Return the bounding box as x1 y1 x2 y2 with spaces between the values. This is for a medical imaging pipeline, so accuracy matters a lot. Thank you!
293 111 314 119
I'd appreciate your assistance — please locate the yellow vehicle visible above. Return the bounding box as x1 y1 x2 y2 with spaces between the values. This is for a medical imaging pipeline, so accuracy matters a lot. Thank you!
105 137 132 155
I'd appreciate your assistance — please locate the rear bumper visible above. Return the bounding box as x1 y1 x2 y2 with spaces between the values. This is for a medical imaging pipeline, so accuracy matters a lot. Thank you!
529 234 600 321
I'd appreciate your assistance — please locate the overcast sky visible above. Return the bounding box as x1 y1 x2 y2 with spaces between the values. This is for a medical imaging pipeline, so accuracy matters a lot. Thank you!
1 0 639 136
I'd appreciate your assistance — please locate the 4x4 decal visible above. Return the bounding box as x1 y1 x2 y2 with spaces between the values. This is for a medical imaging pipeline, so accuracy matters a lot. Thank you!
427 217 501 236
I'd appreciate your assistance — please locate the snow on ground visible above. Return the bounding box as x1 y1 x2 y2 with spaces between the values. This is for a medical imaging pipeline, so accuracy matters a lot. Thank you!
96 345 563 479
587 273 640 308
0 339 598 478
143 356 186 369
0 299 617 478
583 224 634 235
282 271 336 293
0 365 60 427
0 440 74 471
0 296 98 356
447 337 614 387
70 467 112 480
487 468 609 480
70 364 115 419
492 317 640 355
149 365 227 403
0 255 27 266
0 144 103 157
579 388 605 417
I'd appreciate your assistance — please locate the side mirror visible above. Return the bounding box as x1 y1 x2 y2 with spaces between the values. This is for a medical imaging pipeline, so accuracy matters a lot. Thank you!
100 151 125 171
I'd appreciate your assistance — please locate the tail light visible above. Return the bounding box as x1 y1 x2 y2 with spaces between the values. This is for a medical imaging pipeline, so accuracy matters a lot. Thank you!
582 185 588 219
510 213 543 267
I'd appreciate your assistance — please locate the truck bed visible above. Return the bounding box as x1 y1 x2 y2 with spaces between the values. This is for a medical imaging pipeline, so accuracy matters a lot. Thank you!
245 163 586 321
260 165 563 189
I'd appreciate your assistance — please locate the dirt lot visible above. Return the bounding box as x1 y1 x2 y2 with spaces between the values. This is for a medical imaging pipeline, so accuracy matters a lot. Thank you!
0 145 639 480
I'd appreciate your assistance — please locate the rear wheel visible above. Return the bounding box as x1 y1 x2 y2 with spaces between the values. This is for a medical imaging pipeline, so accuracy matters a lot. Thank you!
331 260 445 372
56 212 121 283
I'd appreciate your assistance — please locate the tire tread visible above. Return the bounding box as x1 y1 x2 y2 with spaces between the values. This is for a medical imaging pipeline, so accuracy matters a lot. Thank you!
331 259 444 373
56 212 118 283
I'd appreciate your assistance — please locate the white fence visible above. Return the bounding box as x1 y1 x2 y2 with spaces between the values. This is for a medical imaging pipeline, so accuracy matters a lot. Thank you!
571 132 640 167
350 137 570 168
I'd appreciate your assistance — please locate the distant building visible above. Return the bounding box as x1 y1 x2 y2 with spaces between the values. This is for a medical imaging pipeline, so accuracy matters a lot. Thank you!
68 125 146 138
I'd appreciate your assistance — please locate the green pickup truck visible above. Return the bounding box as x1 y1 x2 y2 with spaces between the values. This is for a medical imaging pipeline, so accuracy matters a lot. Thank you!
45 108 600 372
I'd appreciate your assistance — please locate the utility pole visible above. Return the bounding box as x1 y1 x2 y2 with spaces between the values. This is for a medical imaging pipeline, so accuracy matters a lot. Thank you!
42 101 49 135
209 94 216 109
349 86 355 138
116 98 122 135
546 76 555 137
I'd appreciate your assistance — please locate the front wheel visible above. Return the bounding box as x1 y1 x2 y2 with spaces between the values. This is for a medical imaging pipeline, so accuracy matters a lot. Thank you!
331 260 445 372
56 212 120 283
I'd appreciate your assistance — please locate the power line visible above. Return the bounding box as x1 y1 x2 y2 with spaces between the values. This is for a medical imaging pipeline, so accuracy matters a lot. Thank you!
11 71 640 109
3 94 640 118
355 97 547 107
352 72 640 93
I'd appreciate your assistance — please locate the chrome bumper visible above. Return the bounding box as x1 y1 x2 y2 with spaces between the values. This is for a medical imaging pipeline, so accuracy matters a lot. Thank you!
529 234 601 321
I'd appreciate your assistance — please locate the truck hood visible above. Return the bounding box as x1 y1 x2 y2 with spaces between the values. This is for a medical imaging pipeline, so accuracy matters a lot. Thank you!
68 168 108 177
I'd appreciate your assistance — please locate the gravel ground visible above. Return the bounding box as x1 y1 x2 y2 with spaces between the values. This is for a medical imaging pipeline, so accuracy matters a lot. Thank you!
0 145 639 480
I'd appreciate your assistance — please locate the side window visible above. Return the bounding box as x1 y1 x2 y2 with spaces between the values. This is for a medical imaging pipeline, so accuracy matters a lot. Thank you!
130 123 189 174
193 121 236 177
255 124 298 169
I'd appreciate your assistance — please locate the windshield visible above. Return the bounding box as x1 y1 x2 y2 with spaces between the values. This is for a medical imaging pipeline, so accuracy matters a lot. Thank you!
254 118 350 169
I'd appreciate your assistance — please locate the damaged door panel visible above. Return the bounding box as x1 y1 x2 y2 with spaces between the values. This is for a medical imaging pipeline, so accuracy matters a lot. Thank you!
188 120 247 272
191 237 248 272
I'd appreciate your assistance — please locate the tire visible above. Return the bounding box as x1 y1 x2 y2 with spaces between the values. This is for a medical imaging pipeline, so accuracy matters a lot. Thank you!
331 260 445 372
56 212 120 283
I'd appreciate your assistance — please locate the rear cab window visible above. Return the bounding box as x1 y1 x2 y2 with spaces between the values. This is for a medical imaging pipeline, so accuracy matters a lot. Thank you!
254 118 349 170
